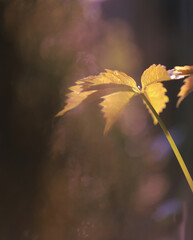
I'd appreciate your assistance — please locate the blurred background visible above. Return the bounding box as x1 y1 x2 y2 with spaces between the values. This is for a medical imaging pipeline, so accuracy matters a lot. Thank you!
0 0 193 239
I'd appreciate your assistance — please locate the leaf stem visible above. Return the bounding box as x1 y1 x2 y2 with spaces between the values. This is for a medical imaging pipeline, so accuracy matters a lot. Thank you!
141 93 193 193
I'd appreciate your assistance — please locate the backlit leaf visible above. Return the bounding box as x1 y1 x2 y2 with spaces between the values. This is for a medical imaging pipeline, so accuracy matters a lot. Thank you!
177 76 193 107
141 64 171 90
175 66 193 76
141 65 170 124
168 65 193 80
100 91 136 134
57 70 138 119
143 83 169 124
82 69 138 91
169 65 193 106
56 78 96 116
57 64 171 133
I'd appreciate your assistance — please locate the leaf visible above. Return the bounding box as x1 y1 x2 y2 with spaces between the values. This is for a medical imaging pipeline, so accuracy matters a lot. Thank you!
56 89 96 116
177 76 193 107
141 64 171 90
175 66 193 76
57 64 171 133
169 65 193 107
57 70 138 118
168 65 193 80
100 91 136 134
82 69 138 91
141 65 170 124
56 79 96 116
143 83 169 124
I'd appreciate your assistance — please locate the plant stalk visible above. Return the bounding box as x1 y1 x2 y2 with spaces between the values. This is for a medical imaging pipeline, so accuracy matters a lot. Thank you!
141 93 193 193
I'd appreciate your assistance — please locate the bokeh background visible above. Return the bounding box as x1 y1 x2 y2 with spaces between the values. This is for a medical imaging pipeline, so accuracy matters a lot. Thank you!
1 0 193 239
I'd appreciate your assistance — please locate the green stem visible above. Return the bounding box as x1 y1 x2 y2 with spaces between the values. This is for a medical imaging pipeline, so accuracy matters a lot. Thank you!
141 93 193 193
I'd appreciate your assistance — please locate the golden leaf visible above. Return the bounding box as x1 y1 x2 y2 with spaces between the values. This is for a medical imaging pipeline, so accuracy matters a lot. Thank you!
100 91 136 134
175 66 193 76
143 83 169 124
168 65 193 106
57 70 138 118
82 69 138 91
177 76 193 107
141 64 171 90
57 64 171 133
141 65 170 124
56 77 96 116
168 65 193 80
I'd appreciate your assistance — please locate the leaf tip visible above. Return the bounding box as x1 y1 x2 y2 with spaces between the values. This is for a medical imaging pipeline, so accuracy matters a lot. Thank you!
55 108 67 117
176 98 183 108
103 128 109 136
